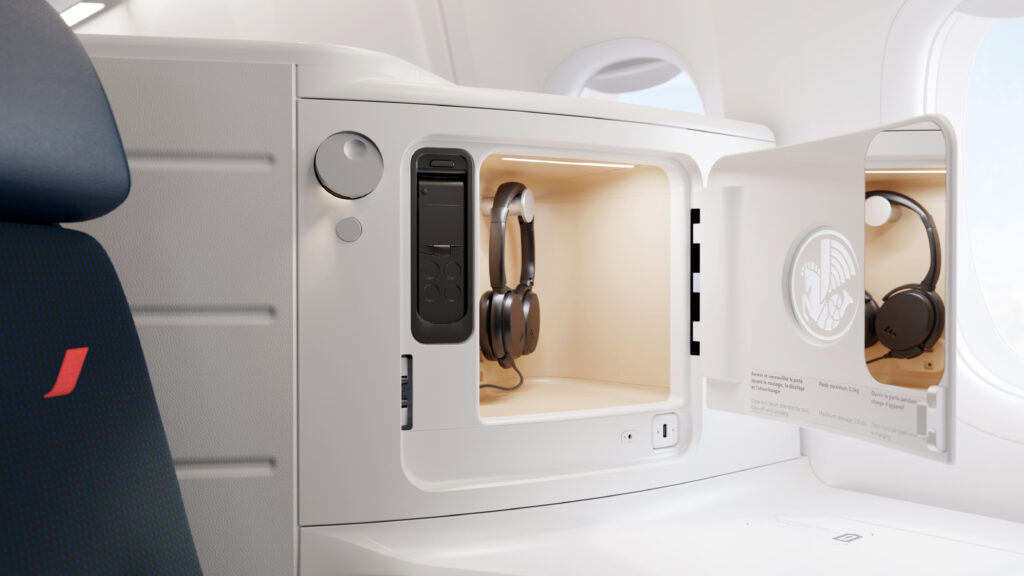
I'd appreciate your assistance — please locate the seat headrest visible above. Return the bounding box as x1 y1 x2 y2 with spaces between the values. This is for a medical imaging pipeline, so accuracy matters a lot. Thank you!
0 0 129 224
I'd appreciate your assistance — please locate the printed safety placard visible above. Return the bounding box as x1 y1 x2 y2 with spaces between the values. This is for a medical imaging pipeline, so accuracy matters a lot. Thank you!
748 369 928 451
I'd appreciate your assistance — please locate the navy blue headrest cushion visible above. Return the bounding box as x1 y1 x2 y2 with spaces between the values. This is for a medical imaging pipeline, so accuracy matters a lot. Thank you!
0 0 130 224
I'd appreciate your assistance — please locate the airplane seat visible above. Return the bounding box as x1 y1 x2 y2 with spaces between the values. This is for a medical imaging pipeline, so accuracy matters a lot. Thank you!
0 1 203 574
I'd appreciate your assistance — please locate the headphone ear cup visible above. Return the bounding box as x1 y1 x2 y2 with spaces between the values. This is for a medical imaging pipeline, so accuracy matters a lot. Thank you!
875 287 939 359
479 291 497 361
922 290 945 351
498 291 526 368
489 291 509 362
865 292 879 349
517 286 541 355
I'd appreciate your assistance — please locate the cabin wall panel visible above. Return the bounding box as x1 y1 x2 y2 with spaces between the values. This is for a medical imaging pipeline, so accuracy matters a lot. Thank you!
711 0 904 144
77 0 444 77
70 57 297 576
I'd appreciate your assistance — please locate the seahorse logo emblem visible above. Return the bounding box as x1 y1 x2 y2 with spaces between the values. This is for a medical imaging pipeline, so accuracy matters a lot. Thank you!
789 229 857 342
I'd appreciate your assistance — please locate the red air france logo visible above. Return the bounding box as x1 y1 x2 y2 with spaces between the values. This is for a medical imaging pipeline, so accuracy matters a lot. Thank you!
44 347 89 398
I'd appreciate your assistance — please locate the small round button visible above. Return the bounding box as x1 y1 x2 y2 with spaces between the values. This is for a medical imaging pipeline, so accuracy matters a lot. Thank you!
423 284 440 302
422 261 440 280
444 262 461 279
335 217 363 242
444 285 461 302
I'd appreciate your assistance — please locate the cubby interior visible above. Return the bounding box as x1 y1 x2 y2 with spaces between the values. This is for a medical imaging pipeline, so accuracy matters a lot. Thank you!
477 155 675 418
864 171 947 388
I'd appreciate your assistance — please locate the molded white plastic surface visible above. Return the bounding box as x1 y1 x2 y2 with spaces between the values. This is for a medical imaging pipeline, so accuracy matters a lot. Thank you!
301 458 1024 575
808 19 1024 522
297 96 794 525
79 35 773 144
702 115 957 461
76 36 796 575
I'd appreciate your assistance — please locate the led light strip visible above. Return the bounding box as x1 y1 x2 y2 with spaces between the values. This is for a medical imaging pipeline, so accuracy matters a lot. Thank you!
865 169 947 174
501 157 635 169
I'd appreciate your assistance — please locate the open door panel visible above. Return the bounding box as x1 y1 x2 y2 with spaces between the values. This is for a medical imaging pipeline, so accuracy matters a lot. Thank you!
701 115 956 462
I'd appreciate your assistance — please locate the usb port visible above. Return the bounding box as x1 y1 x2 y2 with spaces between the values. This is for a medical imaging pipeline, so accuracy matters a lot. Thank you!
401 355 412 430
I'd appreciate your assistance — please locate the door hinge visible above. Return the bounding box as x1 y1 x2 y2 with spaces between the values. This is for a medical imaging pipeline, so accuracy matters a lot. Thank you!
401 355 413 430
690 208 701 356
916 385 946 452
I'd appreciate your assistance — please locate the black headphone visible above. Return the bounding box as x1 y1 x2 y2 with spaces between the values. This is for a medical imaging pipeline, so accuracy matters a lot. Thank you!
479 182 541 369
864 190 944 360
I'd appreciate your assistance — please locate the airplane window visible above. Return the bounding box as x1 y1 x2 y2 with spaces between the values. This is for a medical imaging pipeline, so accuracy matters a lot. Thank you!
545 40 706 114
580 68 705 114
963 18 1024 359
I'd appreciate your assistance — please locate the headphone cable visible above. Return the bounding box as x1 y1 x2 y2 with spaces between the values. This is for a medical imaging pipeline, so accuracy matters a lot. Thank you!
479 359 525 391
866 352 893 364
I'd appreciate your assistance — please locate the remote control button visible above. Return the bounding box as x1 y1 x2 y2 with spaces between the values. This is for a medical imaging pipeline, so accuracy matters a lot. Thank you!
444 285 461 302
423 284 440 303
445 262 461 279
422 261 439 280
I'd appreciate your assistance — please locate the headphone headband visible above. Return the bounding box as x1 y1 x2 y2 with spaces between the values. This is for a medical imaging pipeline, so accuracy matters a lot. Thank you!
489 182 536 291
866 190 941 292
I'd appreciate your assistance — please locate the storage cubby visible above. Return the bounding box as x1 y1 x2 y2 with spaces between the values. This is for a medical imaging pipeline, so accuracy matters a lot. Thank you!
864 173 947 388
477 155 675 418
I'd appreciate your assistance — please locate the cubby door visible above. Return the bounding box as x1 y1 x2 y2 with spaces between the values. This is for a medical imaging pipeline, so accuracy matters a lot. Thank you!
701 115 957 462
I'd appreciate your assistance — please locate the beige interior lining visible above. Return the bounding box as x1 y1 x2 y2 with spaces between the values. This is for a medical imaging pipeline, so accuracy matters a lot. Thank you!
478 156 673 417
865 172 947 388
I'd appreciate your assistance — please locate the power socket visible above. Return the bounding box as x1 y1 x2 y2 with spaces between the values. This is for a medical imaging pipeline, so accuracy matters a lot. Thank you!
652 413 679 449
